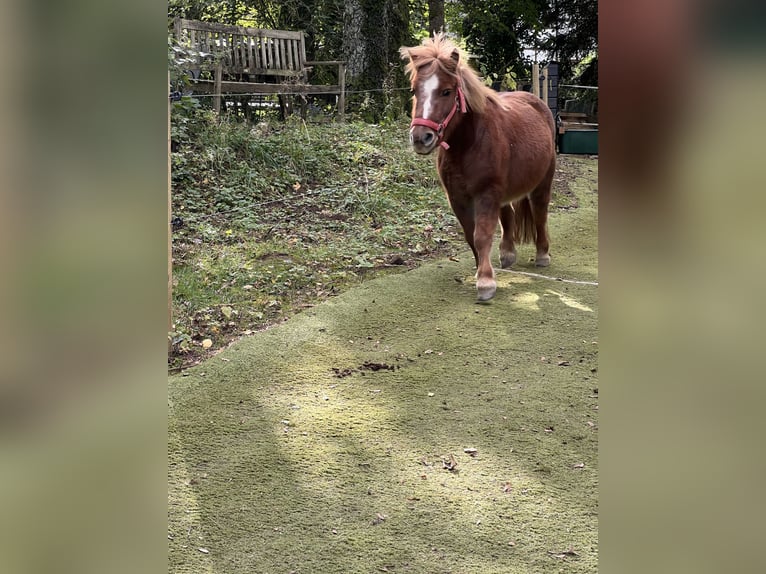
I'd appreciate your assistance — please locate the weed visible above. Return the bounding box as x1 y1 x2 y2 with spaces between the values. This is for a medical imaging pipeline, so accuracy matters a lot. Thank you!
170 117 463 369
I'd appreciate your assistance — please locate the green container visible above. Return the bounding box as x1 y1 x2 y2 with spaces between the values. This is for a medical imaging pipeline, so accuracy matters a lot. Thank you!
558 129 598 154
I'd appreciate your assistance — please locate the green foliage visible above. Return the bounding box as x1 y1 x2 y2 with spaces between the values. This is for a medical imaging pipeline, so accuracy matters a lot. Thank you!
441 0 597 84
542 0 598 82
451 0 547 80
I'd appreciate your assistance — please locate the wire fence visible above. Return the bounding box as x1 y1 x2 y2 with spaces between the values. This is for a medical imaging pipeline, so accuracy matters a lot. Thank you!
178 86 412 98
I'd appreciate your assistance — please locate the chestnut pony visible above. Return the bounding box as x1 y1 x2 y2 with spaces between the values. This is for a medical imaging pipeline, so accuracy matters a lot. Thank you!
400 35 556 301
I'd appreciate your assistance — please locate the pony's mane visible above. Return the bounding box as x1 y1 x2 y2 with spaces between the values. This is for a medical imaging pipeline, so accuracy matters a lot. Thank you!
399 33 505 115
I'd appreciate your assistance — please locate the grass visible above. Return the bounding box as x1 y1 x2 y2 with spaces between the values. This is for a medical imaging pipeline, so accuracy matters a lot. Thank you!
170 114 460 369
168 120 598 572
170 112 595 373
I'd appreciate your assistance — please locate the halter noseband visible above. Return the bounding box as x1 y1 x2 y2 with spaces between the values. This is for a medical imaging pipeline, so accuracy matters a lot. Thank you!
410 81 467 150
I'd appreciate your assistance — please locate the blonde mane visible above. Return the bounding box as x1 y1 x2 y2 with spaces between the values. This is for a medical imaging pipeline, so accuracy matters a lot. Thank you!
399 33 505 115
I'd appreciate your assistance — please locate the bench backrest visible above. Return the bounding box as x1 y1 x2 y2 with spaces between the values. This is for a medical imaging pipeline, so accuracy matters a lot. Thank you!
174 18 307 78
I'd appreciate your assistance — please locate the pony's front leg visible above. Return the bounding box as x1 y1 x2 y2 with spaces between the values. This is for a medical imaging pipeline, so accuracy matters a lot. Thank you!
450 199 479 267
473 207 499 301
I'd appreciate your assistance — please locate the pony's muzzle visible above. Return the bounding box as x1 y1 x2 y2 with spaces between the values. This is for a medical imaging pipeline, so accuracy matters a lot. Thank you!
410 126 438 154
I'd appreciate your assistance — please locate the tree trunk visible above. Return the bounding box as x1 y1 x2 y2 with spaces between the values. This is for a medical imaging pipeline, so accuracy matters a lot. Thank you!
428 0 445 36
343 0 367 80
343 0 410 121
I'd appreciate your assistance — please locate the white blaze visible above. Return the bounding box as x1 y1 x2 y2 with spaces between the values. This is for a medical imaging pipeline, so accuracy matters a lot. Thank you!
421 75 440 120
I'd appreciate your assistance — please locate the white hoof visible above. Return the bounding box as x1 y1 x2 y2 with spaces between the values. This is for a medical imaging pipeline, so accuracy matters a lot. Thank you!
535 254 551 267
476 278 497 301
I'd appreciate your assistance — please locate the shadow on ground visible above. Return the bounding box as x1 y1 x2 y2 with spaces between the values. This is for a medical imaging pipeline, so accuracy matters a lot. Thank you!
169 156 598 573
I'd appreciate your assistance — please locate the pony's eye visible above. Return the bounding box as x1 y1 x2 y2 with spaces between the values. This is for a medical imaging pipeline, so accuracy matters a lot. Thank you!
441 89 452 97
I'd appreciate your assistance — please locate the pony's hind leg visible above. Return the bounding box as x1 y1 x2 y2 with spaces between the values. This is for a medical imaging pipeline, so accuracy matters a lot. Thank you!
499 204 517 268
530 173 553 267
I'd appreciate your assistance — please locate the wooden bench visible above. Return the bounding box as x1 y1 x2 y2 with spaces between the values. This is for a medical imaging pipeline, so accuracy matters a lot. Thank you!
173 18 345 120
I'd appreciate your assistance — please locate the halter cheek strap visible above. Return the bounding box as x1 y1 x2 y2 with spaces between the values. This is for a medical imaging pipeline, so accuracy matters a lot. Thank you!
410 84 467 150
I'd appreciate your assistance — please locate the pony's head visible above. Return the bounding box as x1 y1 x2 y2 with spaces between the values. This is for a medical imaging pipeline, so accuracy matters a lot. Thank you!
400 34 502 154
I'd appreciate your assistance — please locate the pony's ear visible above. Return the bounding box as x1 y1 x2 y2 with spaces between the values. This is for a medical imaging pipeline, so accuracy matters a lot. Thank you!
450 48 460 64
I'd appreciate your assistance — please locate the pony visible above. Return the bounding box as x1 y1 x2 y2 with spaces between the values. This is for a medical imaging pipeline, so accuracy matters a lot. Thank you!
400 34 556 301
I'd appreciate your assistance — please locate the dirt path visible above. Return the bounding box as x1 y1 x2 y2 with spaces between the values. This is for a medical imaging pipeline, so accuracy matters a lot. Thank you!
169 157 598 573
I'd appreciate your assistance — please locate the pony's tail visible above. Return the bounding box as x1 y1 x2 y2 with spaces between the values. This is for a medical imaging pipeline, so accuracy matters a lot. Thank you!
512 196 537 244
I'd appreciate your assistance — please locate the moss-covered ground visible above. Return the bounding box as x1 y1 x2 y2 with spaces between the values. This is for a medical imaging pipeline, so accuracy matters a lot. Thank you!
169 155 598 573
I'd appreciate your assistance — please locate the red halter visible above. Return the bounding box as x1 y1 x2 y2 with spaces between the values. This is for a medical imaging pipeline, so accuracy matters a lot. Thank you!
410 81 467 150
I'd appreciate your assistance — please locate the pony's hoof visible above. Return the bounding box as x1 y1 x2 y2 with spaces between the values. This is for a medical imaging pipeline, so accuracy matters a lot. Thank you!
476 278 497 301
500 251 517 269
535 254 551 267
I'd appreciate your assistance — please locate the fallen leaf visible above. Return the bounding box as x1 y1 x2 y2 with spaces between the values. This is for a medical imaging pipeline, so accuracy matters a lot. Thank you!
502 481 512 493
201 339 213 349
198 547 209 554
441 454 458 472
557 360 570 366
548 547 579 559
221 306 233 319
463 448 478 457
372 513 387 525
571 462 585 469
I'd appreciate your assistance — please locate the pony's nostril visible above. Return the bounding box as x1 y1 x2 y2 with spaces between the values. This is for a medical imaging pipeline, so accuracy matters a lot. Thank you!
423 132 434 144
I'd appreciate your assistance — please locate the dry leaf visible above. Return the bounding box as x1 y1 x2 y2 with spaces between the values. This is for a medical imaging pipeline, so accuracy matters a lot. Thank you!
441 454 458 472
463 448 478 457
571 462 585 469
201 339 213 349
198 548 209 554
548 547 579 559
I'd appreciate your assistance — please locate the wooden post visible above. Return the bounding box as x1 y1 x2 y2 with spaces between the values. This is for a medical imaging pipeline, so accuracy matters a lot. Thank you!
213 61 223 113
168 72 173 353
338 62 346 122
541 66 548 103
532 63 540 97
